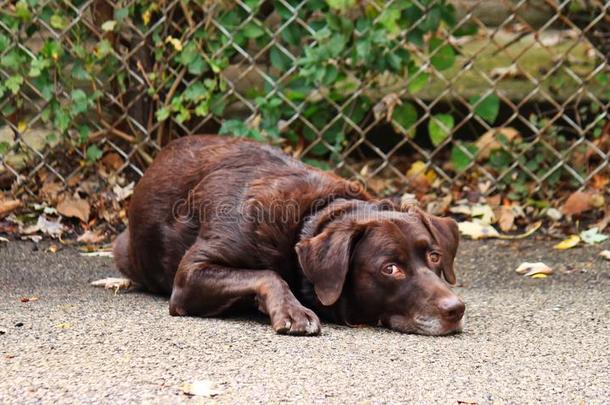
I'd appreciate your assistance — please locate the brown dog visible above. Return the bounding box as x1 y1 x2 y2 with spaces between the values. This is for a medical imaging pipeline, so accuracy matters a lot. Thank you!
113 135 464 336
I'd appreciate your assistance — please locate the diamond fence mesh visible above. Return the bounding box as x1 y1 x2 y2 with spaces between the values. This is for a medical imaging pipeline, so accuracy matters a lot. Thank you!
1 0 609 223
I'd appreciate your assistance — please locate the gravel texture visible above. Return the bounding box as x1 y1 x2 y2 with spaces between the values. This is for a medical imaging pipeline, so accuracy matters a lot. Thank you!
1 239 609 404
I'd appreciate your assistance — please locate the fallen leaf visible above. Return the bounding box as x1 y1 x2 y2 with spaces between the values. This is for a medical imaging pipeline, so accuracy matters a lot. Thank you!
80 251 113 257
77 229 106 244
20 296 39 303
56 322 72 329
406 161 437 185
57 195 90 223
0 199 21 219
515 262 553 277
530 273 548 279
579 227 609 245
471 204 496 225
449 205 472 216
373 92 401 122
426 194 452 215
545 208 562 221
113 182 134 202
458 221 500 239
181 380 223 397
554 235 581 250
475 127 520 161
561 191 603 216
497 206 515 232
40 181 62 202
22 215 65 238
599 250 610 261
91 277 132 291
496 220 542 240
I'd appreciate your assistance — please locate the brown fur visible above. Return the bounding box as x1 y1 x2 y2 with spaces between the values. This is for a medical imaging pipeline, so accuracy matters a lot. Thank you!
114 135 464 335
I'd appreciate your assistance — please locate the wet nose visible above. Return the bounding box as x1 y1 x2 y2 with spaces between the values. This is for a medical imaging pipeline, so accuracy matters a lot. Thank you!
439 297 465 322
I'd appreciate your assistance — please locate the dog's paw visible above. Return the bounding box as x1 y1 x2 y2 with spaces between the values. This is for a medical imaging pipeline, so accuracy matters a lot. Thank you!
90 277 134 293
271 304 321 336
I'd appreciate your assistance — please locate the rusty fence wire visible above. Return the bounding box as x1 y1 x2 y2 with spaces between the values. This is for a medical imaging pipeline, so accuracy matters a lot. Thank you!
1 0 609 208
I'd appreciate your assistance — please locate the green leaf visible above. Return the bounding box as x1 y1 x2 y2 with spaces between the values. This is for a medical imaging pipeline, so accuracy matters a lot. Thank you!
408 71 429 94
392 102 418 137
78 125 91 143
326 0 356 10
0 141 10 156
41 40 64 60
270 46 291 72
86 144 103 162
183 82 208 102
15 0 31 21
451 142 477 172
54 108 70 133
1 50 24 70
469 94 500 124
327 34 346 57
70 89 90 115
28 58 51 77
379 8 401 34
0 34 9 53
6 75 24 94
428 113 454 146
188 56 207 75
419 6 440 32
156 107 171 122
429 37 455 71
242 23 265 39
114 7 129 22
50 14 67 29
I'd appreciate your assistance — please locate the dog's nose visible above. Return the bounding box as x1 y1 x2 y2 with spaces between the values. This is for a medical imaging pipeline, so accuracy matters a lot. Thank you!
439 297 465 322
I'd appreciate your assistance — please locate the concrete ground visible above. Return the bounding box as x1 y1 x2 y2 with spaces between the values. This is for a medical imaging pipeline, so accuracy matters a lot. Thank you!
1 239 609 404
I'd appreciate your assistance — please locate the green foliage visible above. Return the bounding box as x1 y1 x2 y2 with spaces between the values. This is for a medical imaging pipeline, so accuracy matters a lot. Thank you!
0 0 471 174
469 94 500 124
428 113 454 146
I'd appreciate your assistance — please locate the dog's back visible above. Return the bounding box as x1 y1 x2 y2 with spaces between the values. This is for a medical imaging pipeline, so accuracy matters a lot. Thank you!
114 135 354 294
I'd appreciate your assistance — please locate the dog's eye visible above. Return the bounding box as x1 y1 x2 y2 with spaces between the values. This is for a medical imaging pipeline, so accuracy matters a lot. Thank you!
428 251 441 264
381 264 401 276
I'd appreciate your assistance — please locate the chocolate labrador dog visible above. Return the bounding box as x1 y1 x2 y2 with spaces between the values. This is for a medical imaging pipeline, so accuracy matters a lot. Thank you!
113 135 464 336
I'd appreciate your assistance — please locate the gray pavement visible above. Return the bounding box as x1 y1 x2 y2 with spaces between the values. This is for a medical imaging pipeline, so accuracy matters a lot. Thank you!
1 239 609 404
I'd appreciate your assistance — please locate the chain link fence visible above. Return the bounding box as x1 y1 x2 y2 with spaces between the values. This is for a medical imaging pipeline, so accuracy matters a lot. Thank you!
1 0 609 212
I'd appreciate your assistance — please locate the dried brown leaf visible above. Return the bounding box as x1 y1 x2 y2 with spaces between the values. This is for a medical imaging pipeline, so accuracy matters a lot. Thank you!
561 191 602 216
77 229 106 244
0 199 21 219
57 195 90 223
496 206 516 232
475 127 520 161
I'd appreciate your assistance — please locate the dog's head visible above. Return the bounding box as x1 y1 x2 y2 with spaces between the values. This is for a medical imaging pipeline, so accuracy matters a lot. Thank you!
296 202 464 336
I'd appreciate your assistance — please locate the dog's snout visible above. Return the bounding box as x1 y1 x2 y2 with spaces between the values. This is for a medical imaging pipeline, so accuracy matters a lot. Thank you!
439 297 465 322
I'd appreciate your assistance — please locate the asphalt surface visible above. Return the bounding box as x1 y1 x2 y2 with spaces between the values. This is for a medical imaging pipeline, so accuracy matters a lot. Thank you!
1 238 609 404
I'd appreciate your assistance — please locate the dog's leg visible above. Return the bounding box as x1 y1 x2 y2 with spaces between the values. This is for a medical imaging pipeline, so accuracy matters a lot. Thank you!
169 243 321 336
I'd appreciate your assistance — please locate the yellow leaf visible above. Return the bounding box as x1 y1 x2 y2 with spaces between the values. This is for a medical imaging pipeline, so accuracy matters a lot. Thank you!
406 160 436 184
56 322 72 329
17 120 27 132
530 274 548 279
165 36 182 51
553 234 581 250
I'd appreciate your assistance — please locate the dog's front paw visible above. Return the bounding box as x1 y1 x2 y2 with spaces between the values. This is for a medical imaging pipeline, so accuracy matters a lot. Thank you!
271 303 321 336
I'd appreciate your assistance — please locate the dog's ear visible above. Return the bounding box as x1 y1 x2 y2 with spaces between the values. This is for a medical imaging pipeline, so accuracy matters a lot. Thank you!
295 224 362 306
427 215 460 284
